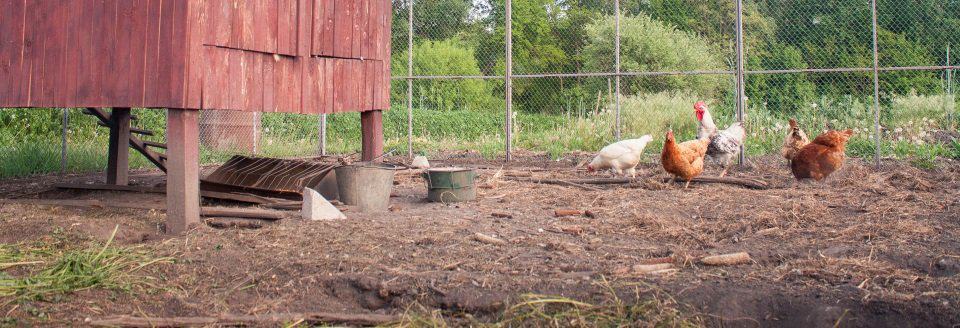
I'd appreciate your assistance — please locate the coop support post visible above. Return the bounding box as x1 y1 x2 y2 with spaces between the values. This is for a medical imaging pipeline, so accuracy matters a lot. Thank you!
871 0 881 166
734 0 746 165
106 107 131 185
361 110 384 162
166 109 200 234
504 0 513 162
614 0 621 141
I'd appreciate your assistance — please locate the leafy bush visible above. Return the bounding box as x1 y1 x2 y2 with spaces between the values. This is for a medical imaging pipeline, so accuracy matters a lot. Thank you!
391 39 500 112
746 44 817 113
582 14 727 98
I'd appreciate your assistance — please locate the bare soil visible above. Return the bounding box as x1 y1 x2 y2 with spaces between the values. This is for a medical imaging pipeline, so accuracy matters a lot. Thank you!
1 153 958 327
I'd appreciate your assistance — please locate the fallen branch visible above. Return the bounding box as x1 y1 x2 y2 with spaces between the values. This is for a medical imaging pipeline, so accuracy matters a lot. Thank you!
512 176 769 190
204 217 272 229
200 207 292 221
554 179 605 192
670 176 769 189
86 312 399 327
632 263 674 274
700 252 752 266
491 212 514 219
614 263 675 275
553 209 596 218
472 232 508 246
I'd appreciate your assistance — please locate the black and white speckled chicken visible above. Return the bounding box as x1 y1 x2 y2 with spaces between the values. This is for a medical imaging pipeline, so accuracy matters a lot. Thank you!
694 101 746 177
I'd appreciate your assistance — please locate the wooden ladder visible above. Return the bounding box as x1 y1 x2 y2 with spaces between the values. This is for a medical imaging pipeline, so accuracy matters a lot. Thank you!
83 108 167 173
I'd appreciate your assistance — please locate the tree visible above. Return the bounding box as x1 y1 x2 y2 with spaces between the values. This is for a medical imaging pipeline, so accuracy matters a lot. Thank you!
746 44 817 113
391 39 500 112
582 13 727 98
391 0 475 52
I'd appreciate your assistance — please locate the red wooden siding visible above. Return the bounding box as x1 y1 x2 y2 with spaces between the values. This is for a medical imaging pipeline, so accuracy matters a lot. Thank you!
0 0 393 114
0 0 190 109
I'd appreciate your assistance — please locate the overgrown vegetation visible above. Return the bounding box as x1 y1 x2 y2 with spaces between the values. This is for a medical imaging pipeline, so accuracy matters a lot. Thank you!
391 39 501 112
0 227 171 303
583 14 727 99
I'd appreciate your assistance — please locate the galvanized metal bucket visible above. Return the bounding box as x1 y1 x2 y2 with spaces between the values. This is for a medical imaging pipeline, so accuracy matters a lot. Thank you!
422 168 476 203
335 162 397 212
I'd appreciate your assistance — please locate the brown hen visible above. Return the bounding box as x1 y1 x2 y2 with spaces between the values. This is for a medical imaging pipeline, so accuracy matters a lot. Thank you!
781 118 810 162
661 130 710 189
790 129 854 181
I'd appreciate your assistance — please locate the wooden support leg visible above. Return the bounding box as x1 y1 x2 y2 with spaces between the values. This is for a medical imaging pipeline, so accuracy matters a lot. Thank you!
106 108 131 185
360 110 384 162
166 109 200 234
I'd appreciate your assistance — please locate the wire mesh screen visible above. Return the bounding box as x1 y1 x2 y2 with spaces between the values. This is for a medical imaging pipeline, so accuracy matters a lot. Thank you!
1 0 959 178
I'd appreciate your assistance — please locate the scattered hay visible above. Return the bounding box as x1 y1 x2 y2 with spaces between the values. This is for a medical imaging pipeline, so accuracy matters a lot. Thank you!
0 226 172 302
389 279 701 328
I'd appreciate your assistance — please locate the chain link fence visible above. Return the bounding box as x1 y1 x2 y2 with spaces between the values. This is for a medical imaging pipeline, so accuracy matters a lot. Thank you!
388 0 958 164
2 0 958 178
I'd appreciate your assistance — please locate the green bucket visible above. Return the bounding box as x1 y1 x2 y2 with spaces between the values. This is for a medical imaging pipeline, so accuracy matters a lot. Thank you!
422 168 477 203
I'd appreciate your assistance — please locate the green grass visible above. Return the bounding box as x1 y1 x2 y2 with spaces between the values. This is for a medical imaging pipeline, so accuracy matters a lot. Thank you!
1 92 958 178
0 227 171 303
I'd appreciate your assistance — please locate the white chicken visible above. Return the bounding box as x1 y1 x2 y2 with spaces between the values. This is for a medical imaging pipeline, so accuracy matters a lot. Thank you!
586 135 654 178
694 101 746 177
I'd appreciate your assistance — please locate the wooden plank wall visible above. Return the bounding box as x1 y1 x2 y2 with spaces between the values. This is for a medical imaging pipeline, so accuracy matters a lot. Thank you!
0 0 393 113
0 0 190 109
198 0 392 115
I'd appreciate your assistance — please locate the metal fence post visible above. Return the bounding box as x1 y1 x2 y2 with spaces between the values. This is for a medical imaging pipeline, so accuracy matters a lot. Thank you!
505 0 513 161
61 108 68 174
252 112 260 155
406 0 414 159
318 113 327 156
614 0 621 141
735 0 746 164
948 44 954 130
871 0 881 166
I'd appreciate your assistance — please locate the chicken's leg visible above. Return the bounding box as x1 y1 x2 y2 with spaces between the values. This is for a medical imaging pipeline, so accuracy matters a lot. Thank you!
718 165 730 178
609 168 622 177
684 180 692 189
625 167 637 179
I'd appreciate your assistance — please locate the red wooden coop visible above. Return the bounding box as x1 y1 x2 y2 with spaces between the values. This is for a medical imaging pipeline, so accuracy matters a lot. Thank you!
0 0 393 233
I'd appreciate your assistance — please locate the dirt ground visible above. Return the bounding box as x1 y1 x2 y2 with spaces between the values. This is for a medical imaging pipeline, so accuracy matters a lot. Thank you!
0 152 958 327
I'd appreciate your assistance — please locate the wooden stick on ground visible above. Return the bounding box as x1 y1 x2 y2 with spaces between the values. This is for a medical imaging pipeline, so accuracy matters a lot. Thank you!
700 252 752 266
204 217 272 229
554 179 605 192
199 207 292 221
509 177 604 191
86 312 399 327
472 232 508 246
512 176 769 190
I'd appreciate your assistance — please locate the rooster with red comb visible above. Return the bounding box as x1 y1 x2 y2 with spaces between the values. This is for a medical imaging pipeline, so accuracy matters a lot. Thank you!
694 101 746 177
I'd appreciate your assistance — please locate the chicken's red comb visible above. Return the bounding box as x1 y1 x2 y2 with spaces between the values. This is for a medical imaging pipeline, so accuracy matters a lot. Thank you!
694 101 707 110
